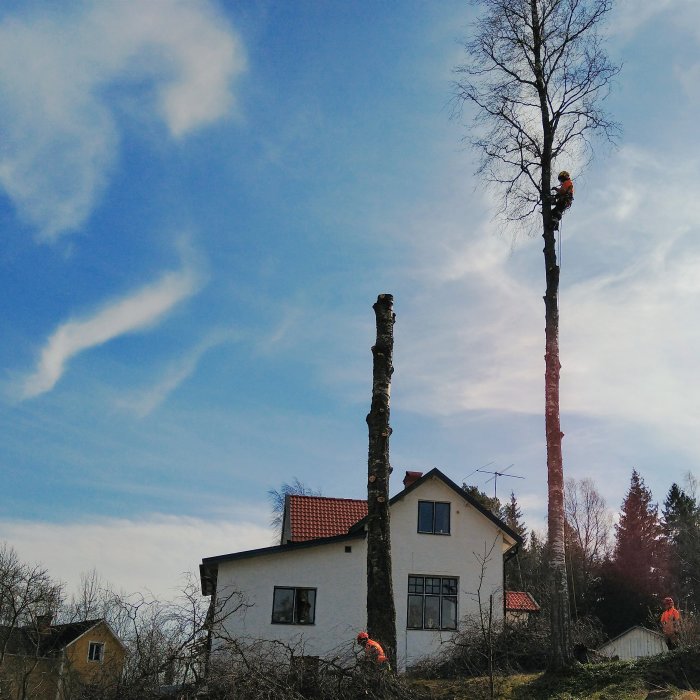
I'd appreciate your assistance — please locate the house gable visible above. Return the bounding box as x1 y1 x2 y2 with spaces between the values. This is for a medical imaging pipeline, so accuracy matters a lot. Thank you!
349 468 522 548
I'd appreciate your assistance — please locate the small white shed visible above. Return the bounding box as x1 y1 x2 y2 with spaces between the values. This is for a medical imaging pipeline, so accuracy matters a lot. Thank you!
597 625 666 660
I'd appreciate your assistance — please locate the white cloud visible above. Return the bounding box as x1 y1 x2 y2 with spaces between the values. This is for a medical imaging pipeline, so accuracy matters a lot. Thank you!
0 513 270 600
0 1 247 239
22 265 200 399
122 329 240 417
610 0 676 38
364 143 700 465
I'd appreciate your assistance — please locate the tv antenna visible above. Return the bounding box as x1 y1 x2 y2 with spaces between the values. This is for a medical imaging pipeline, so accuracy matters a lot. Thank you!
467 463 524 500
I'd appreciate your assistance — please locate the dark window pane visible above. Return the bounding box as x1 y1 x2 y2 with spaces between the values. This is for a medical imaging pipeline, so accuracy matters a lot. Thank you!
295 589 315 624
425 577 441 595
442 578 458 595
272 588 295 623
434 503 450 534
442 596 457 629
418 502 434 532
424 597 440 629
407 595 423 628
408 576 423 594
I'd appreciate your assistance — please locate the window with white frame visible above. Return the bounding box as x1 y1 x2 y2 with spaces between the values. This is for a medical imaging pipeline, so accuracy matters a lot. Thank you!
417 501 450 534
88 641 104 662
407 575 458 630
271 587 316 624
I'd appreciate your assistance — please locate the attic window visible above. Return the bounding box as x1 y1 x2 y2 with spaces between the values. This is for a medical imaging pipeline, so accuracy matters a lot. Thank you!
418 501 450 535
88 641 104 662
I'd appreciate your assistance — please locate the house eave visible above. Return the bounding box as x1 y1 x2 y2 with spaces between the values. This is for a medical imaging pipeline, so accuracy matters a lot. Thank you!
200 529 367 596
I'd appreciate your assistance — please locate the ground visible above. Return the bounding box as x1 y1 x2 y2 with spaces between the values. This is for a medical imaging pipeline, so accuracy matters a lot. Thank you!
409 648 700 700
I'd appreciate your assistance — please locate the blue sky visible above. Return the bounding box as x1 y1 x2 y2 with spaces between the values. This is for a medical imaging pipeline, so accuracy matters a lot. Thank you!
1 0 699 597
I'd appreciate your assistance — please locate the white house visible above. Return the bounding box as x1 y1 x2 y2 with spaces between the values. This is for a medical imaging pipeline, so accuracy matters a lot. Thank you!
597 625 667 660
199 468 522 669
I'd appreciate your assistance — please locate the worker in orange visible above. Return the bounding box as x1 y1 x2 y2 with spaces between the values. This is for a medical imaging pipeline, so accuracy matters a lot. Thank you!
356 631 388 666
551 170 574 230
660 596 681 650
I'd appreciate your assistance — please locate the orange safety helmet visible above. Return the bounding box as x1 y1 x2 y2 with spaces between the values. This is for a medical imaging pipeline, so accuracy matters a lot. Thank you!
558 170 571 181
356 631 369 643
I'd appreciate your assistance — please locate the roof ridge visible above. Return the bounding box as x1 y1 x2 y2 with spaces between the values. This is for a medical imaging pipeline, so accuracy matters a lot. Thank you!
289 494 367 502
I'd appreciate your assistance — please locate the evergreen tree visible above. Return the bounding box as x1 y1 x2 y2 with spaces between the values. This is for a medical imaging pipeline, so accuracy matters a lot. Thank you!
503 492 528 545
663 483 700 612
595 470 666 635
517 530 549 608
462 483 503 519
503 492 529 591
614 470 666 597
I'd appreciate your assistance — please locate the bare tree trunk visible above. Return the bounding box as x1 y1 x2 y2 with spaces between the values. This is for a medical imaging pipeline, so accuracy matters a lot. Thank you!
543 222 571 667
529 0 571 667
366 293 397 670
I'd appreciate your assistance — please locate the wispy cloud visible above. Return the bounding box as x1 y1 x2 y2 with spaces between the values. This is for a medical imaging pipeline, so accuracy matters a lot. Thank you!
22 266 200 399
0 1 247 239
353 143 700 463
122 329 240 417
0 512 270 599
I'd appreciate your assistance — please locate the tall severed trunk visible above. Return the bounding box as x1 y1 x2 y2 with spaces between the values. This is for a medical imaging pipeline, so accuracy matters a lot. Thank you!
530 0 571 668
366 293 397 669
543 217 571 667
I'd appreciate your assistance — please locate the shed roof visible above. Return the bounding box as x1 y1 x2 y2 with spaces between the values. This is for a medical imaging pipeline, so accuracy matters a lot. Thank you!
505 591 540 612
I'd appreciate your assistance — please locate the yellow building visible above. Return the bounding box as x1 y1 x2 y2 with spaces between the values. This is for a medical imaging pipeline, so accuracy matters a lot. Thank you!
0 618 126 699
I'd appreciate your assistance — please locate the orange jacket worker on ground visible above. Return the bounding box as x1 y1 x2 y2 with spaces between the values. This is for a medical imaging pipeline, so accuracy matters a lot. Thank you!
356 631 388 664
551 170 574 230
660 596 681 649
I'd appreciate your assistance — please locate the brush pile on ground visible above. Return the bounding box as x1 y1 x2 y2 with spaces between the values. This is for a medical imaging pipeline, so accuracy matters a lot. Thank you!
205 641 427 700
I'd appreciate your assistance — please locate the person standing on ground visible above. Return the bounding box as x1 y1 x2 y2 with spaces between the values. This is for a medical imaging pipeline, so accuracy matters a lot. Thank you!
660 596 681 649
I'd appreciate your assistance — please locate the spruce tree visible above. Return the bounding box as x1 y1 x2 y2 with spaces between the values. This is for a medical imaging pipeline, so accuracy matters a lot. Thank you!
595 470 666 634
663 483 700 612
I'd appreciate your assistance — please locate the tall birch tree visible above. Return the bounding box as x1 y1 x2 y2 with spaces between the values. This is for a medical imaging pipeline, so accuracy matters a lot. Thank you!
454 0 619 666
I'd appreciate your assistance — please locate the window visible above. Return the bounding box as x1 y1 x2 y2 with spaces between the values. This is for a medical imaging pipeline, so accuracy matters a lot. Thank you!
407 575 458 630
417 501 450 534
88 641 104 662
272 587 316 624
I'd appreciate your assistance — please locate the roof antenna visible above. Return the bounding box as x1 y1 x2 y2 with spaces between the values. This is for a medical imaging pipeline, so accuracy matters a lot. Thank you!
477 464 524 500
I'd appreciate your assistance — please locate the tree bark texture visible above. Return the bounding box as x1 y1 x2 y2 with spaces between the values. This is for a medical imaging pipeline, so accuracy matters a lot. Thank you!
543 223 571 667
366 293 397 670
530 0 571 667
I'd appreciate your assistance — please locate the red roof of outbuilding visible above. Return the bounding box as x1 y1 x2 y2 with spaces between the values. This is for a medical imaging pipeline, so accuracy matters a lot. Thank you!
505 591 540 612
288 495 368 542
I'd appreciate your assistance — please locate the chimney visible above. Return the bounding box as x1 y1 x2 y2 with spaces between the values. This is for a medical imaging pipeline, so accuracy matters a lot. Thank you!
403 471 423 488
36 613 53 634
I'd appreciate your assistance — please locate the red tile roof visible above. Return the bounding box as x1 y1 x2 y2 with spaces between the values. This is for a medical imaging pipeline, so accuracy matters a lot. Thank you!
505 591 540 612
288 495 368 542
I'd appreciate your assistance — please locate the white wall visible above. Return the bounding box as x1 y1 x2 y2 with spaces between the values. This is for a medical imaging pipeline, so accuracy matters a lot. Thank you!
214 474 512 669
598 627 666 660
390 476 508 665
215 537 366 659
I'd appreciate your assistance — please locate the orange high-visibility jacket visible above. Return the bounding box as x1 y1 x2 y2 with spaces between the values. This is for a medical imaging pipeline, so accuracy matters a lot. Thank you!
365 639 388 664
556 179 574 207
661 607 681 636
